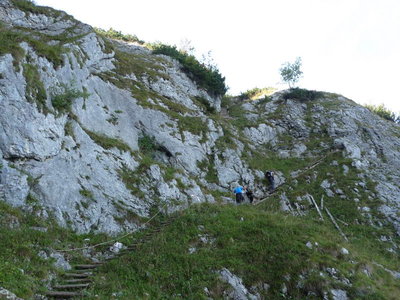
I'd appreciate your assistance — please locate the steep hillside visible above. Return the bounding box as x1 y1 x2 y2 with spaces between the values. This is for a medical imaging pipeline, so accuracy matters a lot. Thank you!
0 0 400 299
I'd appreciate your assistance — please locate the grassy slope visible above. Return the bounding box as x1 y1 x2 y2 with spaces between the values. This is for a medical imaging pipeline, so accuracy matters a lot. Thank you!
84 203 400 299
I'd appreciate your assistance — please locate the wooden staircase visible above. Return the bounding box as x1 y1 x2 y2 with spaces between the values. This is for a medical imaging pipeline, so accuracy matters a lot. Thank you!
45 218 175 298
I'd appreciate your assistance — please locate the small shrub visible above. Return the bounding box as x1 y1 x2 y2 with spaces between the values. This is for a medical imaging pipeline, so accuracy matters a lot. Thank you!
192 96 216 114
94 27 144 44
152 43 227 97
138 135 158 154
51 83 90 114
163 167 176 182
364 104 399 123
106 114 119 125
283 88 323 102
79 189 94 199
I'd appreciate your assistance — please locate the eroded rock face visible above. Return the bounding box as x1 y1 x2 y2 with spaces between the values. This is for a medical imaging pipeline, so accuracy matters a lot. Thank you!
0 0 399 235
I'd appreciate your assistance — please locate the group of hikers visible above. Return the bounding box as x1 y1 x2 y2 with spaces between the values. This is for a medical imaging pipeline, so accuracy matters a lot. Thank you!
233 171 275 204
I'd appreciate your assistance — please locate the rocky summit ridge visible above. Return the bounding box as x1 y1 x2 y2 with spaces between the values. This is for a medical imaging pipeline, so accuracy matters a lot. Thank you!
1 0 400 299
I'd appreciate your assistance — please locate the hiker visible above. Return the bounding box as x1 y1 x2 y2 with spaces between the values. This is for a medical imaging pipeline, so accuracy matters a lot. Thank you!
244 186 254 204
233 185 244 204
265 171 275 192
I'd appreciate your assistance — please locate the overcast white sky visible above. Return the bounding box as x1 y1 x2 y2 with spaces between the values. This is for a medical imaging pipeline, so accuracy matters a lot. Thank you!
36 0 400 114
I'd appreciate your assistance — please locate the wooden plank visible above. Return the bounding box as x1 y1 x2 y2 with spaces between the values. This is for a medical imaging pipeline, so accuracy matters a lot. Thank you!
64 278 92 284
46 291 82 297
53 283 90 289
63 273 91 278
74 264 97 269
325 207 348 241
308 194 324 221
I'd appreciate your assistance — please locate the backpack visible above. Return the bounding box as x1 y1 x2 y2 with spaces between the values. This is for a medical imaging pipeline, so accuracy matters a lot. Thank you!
265 171 274 178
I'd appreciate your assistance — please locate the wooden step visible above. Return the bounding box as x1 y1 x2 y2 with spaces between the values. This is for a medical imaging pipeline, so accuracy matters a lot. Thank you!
74 264 98 269
53 283 90 290
64 278 92 284
70 268 94 273
45 291 82 297
63 273 92 278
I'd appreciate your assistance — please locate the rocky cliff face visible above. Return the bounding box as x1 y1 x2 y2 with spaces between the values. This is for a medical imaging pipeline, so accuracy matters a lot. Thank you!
0 0 399 238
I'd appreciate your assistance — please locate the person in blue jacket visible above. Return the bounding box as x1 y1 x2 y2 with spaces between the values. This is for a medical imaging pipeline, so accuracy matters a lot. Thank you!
233 185 244 204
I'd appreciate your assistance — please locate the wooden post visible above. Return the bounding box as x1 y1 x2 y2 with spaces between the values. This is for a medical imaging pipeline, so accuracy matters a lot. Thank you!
320 195 324 211
325 207 348 241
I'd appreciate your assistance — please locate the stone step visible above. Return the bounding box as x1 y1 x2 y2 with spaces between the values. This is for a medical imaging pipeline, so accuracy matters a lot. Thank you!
63 273 92 278
53 283 90 290
74 264 98 269
45 291 82 298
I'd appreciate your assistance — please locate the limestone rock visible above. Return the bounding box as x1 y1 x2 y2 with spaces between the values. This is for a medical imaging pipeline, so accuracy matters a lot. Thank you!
0 287 23 300
218 268 259 300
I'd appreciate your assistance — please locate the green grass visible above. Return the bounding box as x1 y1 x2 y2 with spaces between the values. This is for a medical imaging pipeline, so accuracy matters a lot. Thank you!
22 63 48 113
242 145 313 178
0 23 26 70
0 22 68 69
118 164 146 198
85 203 400 299
83 128 134 155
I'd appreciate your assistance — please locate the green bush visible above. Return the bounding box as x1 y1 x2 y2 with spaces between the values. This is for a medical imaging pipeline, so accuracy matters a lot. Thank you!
51 84 89 113
365 104 399 123
152 44 227 97
138 135 158 154
94 27 144 44
283 88 323 102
